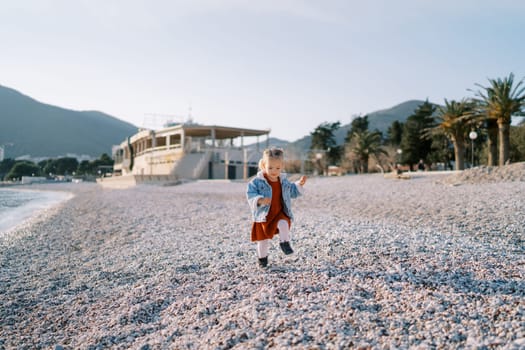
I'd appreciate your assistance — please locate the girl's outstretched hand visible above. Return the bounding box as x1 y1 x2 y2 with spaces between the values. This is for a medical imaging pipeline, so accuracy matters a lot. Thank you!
258 197 271 206
299 175 307 186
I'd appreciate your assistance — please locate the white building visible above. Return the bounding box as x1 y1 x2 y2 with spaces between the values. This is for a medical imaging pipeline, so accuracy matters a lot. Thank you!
97 123 270 188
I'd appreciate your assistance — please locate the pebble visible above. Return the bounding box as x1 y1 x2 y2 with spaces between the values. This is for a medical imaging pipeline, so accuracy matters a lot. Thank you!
0 167 524 349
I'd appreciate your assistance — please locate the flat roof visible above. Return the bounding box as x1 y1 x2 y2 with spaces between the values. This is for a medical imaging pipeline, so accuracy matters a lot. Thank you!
180 125 270 139
124 124 271 146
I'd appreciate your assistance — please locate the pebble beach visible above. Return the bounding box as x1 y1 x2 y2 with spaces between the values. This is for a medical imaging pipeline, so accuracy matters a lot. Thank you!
1 164 524 349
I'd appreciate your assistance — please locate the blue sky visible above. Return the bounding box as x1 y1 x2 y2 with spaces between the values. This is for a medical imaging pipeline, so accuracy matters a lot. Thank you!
1 0 524 142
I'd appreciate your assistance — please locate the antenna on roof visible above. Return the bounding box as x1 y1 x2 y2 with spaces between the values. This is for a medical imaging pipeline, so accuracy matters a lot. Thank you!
143 113 183 129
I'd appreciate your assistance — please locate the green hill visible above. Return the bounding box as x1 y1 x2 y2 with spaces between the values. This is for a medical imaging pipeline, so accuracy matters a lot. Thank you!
366 100 429 133
287 100 428 152
1 84 432 160
0 85 138 159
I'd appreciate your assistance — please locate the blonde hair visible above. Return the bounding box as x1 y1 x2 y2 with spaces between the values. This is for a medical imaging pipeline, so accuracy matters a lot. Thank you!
258 147 284 170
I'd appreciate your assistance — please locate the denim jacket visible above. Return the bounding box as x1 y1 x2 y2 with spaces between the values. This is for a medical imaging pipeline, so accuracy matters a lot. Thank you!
246 171 304 222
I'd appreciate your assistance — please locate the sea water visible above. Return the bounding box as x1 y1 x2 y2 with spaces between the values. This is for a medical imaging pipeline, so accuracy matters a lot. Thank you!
0 188 72 235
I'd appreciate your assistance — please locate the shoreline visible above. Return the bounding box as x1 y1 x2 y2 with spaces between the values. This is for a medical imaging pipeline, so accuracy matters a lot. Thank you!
0 188 74 238
1 173 524 349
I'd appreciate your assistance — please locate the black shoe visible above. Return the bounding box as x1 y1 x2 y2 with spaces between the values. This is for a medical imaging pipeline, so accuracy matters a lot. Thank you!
280 241 294 255
258 257 268 268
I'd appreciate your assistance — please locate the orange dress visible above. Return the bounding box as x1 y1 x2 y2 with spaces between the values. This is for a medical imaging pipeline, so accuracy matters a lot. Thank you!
251 175 291 242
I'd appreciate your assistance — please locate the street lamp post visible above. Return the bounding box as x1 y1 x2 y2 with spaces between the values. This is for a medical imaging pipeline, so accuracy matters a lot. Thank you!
396 148 402 164
469 131 478 168
315 152 323 176
395 149 403 174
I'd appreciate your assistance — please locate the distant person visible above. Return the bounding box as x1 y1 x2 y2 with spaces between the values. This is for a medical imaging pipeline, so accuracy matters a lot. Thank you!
418 159 425 171
246 147 306 268
395 164 403 176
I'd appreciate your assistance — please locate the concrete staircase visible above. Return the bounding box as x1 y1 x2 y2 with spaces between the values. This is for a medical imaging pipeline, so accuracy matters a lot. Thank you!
172 151 212 179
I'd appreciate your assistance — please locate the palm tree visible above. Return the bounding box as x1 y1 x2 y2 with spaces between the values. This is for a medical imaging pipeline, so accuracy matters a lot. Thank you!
472 73 525 166
427 99 473 170
310 121 341 174
347 130 387 173
399 100 436 170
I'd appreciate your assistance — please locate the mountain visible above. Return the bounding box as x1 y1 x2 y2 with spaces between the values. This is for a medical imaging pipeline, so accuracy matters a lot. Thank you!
245 137 290 150
1 84 430 160
0 85 138 159
287 99 428 152
365 100 429 134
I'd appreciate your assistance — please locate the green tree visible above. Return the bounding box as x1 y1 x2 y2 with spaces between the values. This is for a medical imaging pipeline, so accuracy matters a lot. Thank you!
428 133 454 170
39 159 57 177
347 130 387 173
399 100 436 170
386 120 404 146
344 116 370 173
428 99 474 170
472 73 525 165
310 122 342 173
76 154 114 176
510 123 525 162
38 157 79 176
345 115 369 143
77 160 93 175
0 158 16 180
484 119 499 166
98 153 113 165
6 161 40 180
55 157 79 175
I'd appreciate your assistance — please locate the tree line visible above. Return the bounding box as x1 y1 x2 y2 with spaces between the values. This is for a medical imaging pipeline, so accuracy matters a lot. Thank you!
306 73 525 174
0 153 113 181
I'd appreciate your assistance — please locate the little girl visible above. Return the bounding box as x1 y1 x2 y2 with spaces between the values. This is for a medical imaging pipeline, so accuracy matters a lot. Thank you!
246 147 306 268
